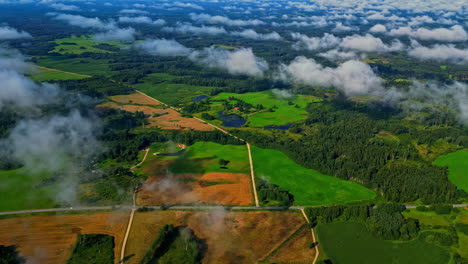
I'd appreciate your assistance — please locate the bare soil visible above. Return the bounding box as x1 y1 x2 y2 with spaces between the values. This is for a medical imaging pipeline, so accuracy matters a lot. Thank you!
137 172 252 206
125 210 306 264
0 212 129 264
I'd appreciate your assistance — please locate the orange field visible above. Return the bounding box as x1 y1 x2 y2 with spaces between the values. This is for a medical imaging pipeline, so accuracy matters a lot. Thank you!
137 172 253 205
0 212 129 264
125 210 306 264
269 226 316 263
109 93 160 106
100 93 214 131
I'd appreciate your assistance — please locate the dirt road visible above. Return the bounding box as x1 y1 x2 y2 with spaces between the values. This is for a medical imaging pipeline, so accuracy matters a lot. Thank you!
301 209 319 264
131 148 150 170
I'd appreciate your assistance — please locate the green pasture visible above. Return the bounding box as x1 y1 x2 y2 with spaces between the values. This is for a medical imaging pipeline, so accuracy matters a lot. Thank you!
0 168 59 211
50 35 119 54
250 146 376 206
140 141 249 175
36 56 111 76
30 67 87 82
214 90 321 127
133 73 215 105
434 150 468 191
316 221 451 264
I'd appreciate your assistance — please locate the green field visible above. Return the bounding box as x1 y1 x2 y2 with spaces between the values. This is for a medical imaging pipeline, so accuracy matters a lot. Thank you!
36 56 111 76
317 221 451 264
434 150 468 191
0 169 58 211
133 73 216 105
214 90 321 127
50 35 119 54
140 141 249 175
251 146 376 205
30 67 87 82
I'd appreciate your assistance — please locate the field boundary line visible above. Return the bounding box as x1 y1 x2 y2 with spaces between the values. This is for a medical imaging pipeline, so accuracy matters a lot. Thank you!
301 209 319 264
247 143 260 207
262 224 308 262
36 66 91 78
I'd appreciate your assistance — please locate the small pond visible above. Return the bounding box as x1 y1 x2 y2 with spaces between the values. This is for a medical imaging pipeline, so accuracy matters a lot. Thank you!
218 111 246 127
191 95 209 102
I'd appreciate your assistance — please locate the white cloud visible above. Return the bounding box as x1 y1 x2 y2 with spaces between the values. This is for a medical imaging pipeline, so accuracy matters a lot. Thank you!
49 3 80 11
0 26 32 40
171 1 204 10
133 38 191 55
291 33 340 51
318 49 363 62
403 81 468 124
118 16 166 26
408 44 468 64
52 13 115 30
162 23 227 35
120 9 148 14
190 13 264 26
0 66 58 110
389 25 467 42
189 47 268 76
231 29 282 40
279 57 383 96
50 13 136 42
93 27 136 42
369 24 387 33
332 22 357 32
341 34 404 52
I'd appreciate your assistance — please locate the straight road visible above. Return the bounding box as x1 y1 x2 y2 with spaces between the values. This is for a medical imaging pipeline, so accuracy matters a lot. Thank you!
1 204 466 217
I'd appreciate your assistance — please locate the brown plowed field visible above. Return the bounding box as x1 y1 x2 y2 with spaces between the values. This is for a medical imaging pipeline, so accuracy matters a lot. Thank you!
99 93 213 131
269 226 316 263
110 93 160 106
137 172 252 206
125 210 306 264
0 212 129 264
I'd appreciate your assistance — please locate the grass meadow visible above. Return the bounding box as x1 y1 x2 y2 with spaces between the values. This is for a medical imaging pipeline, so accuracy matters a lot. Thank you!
214 90 322 127
36 56 111 76
434 150 468 192
132 73 216 105
316 221 451 264
30 67 87 82
0 169 58 211
250 146 376 206
147 141 249 175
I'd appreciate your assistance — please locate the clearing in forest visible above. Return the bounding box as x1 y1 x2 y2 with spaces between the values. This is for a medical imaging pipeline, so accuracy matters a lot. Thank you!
211 90 322 127
36 56 112 76
434 150 468 192
29 66 87 82
50 35 120 54
125 210 307 264
132 73 217 105
251 146 376 206
0 212 128 264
